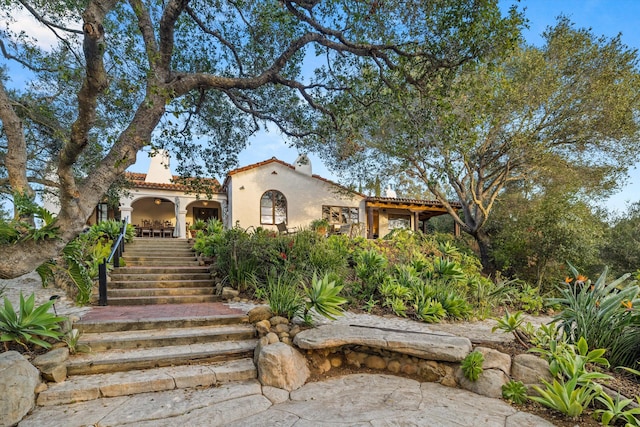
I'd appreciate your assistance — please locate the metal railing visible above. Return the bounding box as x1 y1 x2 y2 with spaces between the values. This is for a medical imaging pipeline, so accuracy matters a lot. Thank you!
98 219 128 306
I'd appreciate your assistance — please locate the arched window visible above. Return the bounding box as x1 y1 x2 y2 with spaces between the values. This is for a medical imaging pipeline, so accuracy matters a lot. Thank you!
260 190 287 225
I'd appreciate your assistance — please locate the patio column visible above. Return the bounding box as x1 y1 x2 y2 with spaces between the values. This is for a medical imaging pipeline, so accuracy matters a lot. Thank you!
367 206 374 239
412 211 419 232
119 205 133 225
454 221 461 237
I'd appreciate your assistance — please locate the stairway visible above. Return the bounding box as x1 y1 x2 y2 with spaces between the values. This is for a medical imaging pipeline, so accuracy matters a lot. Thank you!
36 239 258 407
107 238 220 305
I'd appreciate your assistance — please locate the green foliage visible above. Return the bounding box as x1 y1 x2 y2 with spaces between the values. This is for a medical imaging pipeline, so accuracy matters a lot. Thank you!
501 380 528 404
190 219 206 230
303 274 348 321
0 293 66 350
601 201 640 278
594 393 640 426
492 309 530 348
528 337 611 419
0 194 60 244
461 350 484 382
266 273 303 320
549 263 640 368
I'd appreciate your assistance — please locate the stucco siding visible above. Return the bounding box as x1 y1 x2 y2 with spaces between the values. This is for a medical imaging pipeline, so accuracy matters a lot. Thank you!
227 162 364 231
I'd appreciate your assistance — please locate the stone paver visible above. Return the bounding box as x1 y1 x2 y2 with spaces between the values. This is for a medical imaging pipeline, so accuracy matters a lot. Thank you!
294 324 472 362
22 374 554 426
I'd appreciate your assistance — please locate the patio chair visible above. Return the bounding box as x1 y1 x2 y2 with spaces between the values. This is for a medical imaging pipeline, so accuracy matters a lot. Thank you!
276 222 297 235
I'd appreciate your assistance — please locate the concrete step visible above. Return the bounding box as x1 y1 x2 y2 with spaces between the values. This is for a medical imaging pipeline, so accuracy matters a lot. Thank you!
79 324 256 351
108 279 214 289
110 273 211 282
37 358 257 406
106 294 221 305
112 265 209 274
129 239 192 248
76 313 249 333
66 340 257 375
107 287 214 298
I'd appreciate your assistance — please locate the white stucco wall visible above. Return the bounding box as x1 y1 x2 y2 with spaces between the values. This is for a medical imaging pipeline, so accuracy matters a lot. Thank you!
226 161 365 231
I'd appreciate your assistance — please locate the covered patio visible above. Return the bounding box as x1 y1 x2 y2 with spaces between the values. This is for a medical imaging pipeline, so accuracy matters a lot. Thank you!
364 196 461 239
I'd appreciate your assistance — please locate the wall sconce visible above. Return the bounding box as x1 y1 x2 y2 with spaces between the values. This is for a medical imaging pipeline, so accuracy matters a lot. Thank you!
239 186 245 190
154 198 162 205
202 201 209 206
271 170 278 175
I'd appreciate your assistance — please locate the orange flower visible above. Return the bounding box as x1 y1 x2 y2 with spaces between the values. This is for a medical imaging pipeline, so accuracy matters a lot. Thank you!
595 300 600 308
576 274 588 282
564 277 573 284
590 285 595 292
622 300 633 310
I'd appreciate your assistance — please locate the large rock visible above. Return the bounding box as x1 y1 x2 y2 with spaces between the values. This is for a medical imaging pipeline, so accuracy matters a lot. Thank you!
258 342 310 391
475 346 511 375
32 348 69 383
0 351 40 426
294 324 472 362
456 367 509 399
248 306 273 324
511 354 552 386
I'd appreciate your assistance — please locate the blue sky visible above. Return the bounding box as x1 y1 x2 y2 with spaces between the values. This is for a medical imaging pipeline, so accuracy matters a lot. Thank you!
131 0 640 213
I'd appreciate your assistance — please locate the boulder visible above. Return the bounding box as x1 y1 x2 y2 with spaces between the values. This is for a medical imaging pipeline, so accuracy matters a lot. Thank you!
38 363 67 383
221 287 240 299
248 306 273 323
0 351 40 426
32 348 69 367
475 346 511 375
269 316 289 326
258 342 310 391
511 354 552 387
255 319 271 336
456 367 509 399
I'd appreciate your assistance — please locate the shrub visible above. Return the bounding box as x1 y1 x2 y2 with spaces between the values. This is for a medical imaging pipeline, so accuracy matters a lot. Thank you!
549 263 640 367
528 337 611 419
0 293 66 351
461 350 484 381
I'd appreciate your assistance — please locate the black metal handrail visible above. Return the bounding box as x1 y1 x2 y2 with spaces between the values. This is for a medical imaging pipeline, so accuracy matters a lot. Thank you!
98 218 128 306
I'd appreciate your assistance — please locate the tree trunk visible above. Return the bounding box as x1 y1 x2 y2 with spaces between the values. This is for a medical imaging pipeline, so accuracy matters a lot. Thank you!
472 229 495 275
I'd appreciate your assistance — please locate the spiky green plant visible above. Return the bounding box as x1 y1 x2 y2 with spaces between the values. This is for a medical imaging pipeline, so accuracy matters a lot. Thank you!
303 273 348 321
0 293 66 350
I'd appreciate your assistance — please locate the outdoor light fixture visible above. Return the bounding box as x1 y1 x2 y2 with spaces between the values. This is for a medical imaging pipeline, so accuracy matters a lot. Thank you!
154 198 161 205
239 186 245 190
202 201 209 206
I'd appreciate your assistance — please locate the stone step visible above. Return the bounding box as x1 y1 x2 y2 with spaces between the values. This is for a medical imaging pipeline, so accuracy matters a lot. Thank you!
106 294 221 306
129 240 192 248
76 313 249 333
107 287 214 298
123 259 200 266
112 265 209 273
110 272 211 282
66 340 257 375
79 324 256 351
108 279 214 289
36 358 257 406
124 249 196 256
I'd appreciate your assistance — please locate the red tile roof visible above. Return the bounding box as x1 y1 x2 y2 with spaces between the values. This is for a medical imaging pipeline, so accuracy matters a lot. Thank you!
125 172 222 193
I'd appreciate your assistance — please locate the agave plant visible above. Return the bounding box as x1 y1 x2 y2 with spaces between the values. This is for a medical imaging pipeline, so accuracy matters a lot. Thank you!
0 293 66 351
303 273 348 321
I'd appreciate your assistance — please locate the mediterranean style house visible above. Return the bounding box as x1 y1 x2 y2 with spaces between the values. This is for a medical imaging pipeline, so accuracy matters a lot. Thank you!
87 151 459 238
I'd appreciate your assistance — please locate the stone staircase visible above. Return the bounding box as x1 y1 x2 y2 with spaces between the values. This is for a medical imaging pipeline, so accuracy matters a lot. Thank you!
107 238 220 305
36 238 258 407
